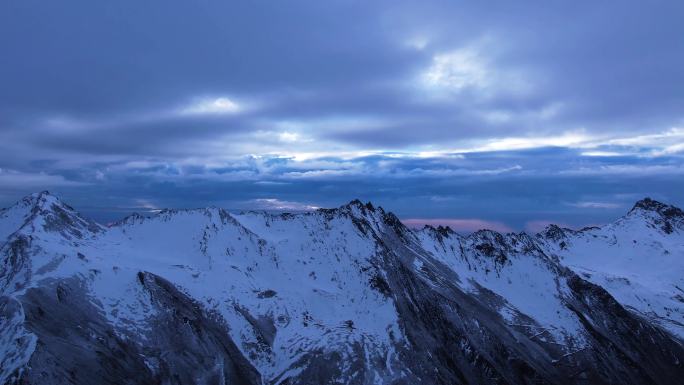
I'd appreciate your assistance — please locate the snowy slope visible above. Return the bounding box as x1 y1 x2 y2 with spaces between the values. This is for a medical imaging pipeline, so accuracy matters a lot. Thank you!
98 205 404 381
0 192 682 385
414 228 587 345
0 197 406 384
0 195 34 245
537 198 684 339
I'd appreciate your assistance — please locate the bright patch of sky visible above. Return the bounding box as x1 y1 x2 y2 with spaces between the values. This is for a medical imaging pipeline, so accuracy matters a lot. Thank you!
181 97 242 115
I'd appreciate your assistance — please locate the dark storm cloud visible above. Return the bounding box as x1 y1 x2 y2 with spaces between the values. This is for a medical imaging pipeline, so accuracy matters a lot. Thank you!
4 147 681 231
1 0 683 229
0 1 410 112
2 1 683 139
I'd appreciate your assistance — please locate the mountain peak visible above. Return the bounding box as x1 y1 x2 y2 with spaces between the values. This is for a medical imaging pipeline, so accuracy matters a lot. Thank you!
629 197 684 219
627 197 684 234
344 199 376 212
423 224 455 238
30 190 52 198
23 191 103 238
325 199 384 220
29 190 64 209
632 197 664 211
538 224 572 240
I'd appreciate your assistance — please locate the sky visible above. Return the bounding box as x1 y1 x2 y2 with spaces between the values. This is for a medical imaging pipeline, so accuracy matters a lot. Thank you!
1 0 683 232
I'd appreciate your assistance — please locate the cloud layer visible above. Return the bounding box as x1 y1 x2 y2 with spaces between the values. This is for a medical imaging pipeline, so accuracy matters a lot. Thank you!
1 0 682 231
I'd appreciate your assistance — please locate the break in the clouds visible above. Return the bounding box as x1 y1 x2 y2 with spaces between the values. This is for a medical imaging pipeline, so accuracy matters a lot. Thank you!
1 1 683 231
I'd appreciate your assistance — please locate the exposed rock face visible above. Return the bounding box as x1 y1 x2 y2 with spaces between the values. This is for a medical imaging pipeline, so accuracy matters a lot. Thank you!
628 197 684 234
6 275 260 385
1 192 683 384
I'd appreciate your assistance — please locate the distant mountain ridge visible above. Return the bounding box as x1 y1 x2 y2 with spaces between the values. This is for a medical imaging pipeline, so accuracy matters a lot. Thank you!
0 191 682 385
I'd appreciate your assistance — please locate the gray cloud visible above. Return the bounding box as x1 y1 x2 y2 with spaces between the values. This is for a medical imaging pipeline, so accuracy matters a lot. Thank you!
1 0 682 230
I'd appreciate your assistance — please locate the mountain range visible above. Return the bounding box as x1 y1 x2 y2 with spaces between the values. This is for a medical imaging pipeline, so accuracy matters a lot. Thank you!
1 192 682 385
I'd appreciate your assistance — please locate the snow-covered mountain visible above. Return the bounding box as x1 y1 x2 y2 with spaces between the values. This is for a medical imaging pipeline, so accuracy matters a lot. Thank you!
1 192 682 385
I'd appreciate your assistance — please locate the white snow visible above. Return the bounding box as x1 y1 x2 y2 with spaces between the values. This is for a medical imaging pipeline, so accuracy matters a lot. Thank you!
1 200 405 382
2 193 683 383
414 229 587 345
540 207 684 338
